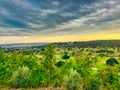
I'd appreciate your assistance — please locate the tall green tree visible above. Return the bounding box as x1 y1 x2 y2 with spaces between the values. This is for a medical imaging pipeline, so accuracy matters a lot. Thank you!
43 44 56 87
0 46 4 61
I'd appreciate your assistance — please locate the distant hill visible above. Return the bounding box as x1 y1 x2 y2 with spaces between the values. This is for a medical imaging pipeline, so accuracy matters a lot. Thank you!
54 40 120 48
0 43 47 48
1 40 120 49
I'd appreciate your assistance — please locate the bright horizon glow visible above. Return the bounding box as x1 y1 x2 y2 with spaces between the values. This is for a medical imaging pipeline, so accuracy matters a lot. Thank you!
0 33 120 44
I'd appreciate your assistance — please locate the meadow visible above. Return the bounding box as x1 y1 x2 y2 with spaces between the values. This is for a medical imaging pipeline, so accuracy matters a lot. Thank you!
0 42 120 90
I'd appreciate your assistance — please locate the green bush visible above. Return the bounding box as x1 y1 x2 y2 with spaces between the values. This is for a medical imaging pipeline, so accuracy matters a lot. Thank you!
98 66 119 89
10 66 31 88
65 70 82 90
88 78 101 90
55 61 64 67
106 58 119 66
62 51 70 59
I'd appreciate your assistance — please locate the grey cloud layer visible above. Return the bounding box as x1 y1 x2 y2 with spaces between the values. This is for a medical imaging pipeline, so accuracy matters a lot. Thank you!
0 0 120 36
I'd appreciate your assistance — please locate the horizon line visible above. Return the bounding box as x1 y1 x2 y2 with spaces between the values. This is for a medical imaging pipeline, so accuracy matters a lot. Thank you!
0 39 120 45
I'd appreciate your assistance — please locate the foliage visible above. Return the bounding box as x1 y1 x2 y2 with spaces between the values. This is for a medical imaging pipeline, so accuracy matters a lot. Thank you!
65 70 83 90
106 57 119 66
42 44 56 87
54 40 120 48
96 50 114 54
0 46 4 58
55 61 64 67
1 44 120 89
62 51 70 59
88 77 101 90
10 66 31 88
98 66 120 89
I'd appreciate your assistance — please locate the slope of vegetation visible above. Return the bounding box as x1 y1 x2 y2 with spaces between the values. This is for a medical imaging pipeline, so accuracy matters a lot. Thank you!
0 42 120 90
54 40 120 48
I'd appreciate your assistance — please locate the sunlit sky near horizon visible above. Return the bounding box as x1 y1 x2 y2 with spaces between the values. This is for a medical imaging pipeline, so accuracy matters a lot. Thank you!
0 0 120 44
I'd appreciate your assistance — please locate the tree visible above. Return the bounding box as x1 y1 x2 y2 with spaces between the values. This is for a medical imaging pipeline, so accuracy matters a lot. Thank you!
55 61 64 67
43 44 56 87
106 58 119 66
75 55 93 90
0 46 5 85
62 51 70 59
0 46 4 61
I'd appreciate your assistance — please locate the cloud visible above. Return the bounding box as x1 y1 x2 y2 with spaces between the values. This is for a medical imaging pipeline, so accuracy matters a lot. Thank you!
60 12 75 17
44 0 120 34
0 0 120 37
0 8 10 15
28 23 44 29
12 0 32 9
40 9 58 16
0 27 31 36
52 1 60 6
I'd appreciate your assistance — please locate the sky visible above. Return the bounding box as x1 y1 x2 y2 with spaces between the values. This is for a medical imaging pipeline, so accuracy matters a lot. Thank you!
0 0 120 44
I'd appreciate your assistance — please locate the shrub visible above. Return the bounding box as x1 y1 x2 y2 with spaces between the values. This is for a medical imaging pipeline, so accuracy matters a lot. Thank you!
96 50 114 54
55 61 64 67
98 66 120 89
88 78 101 90
65 70 82 90
62 51 70 59
106 58 119 66
10 66 31 88
98 53 106 57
